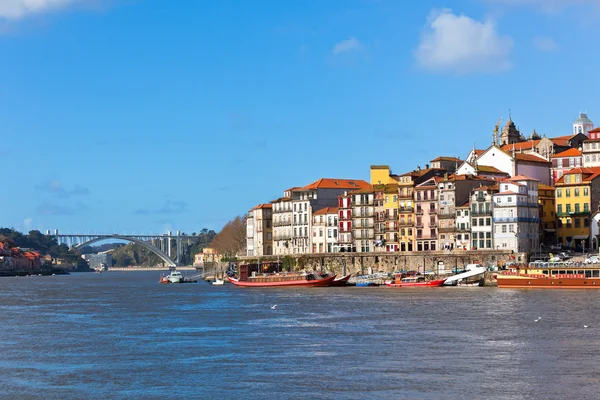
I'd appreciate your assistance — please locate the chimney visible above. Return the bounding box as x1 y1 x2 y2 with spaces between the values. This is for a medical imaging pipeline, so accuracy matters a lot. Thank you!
425 164 429 169
417 165 421 171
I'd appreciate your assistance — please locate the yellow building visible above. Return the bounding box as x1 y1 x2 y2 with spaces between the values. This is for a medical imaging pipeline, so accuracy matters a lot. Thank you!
370 166 400 251
555 167 600 250
537 183 556 244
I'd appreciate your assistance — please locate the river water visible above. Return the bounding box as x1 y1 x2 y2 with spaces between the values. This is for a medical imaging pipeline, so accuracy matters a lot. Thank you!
1 272 600 399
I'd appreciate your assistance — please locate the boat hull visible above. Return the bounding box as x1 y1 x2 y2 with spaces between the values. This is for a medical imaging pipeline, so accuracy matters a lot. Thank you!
227 275 336 287
331 274 351 287
386 279 446 287
498 276 600 289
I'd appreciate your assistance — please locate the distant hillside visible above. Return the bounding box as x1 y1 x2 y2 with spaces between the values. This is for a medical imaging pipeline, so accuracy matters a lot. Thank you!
110 243 162 267
79 243 125 254
0 228 87 268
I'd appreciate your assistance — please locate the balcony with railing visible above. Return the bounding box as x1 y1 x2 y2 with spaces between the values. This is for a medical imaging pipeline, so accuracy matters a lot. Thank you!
353 231 375 239
399 206 413 212
471 209 492 216
415 208 423 215
438 211 454 219
415 221 424 228
385 223 398 232
556 210 590 217
354 221 375 228
429 208 437 214
398 219 414 227
352 211 375 217
493 217 541 223
455 225 470 232
386 213 398 221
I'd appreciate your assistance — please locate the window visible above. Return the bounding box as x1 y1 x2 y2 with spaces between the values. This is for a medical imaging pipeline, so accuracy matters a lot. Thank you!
575 218 581 228
575 188 580 197
267 220 271 228
486 240 491 248
507 197 512 203
486 232 491 238
486 218 491 226
575 203 580 213
267 232 272 240
584 187 589 196
327 229 332 238
509 225 514 233
465 210 469 216
558 204 563 214
584 203 589 212
557 189 562 198
566 189 571 197
584 219 589 228
502 225 507 233
473 219 478 226
566 204 572 213
479 218 484 226
319 229 323 237
456 210 461 217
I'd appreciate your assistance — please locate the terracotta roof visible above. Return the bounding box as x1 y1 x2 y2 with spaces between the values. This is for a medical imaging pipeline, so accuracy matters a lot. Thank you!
430 156 462 162
457 198 470 207
552 148 582 158
589 127 600 133
251 203 272 211
270 197 291 203
476 165 507 174
514 153 550 164
555 166 600 185
549 136 570 146
495 191 521 195
296 178 370 191
313 206 338 216
348 184 374 194
538 183 555 191
474 149 485 156
502 141 540 152
509 175 539 182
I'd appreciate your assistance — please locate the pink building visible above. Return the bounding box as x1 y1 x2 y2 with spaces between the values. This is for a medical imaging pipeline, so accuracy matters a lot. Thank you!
414 177 439 251
551 148 582 184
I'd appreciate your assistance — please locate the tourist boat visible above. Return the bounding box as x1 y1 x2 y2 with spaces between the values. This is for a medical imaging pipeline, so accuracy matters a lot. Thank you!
227 272 335 287
497 261 600 289
386 275 446 287
331 274 352 287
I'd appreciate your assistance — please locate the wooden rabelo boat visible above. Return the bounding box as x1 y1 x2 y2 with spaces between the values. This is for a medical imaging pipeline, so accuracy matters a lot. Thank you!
228 261 335 288
386 274 446 287
497 261 600 289
331 274 352 287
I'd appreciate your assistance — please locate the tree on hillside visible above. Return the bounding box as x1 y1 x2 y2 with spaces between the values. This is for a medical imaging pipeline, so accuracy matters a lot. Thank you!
210 216 246 260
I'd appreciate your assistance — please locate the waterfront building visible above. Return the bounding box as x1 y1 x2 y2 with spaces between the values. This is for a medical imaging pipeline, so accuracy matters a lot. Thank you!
582 128 600 167
349 185 375 253
438 174 496 251
551 148 583 183
373 186 386 252
538 183 556 245
290 178 369 254
573 112 594 135
246 204 273 256
471 184 497 251
271 188 295 255
398 167 446 252
312 207 338 253
338 191 354 252
415 177 440 251
555 167 600 250
454 200 471 250
492 176 540 253
455 163 509 180
369 166 400 252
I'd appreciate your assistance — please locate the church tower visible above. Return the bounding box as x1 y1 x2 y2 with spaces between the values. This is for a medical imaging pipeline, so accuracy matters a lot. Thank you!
573 112 593 136
500 116 522 145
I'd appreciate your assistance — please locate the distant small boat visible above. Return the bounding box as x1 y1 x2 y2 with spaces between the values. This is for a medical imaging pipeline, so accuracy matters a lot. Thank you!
386 276 446 287
356 281 379 287
159 270 184 284
212 278 224 285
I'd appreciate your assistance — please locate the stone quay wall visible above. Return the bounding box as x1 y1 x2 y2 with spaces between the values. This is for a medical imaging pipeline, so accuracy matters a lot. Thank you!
239 250 521 276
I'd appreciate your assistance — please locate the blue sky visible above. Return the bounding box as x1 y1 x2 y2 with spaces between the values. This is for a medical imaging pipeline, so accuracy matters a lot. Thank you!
1 0 599 235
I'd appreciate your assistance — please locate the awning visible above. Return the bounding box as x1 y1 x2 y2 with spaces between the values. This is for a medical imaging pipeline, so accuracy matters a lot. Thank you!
543 229 556 232
573 235 589 240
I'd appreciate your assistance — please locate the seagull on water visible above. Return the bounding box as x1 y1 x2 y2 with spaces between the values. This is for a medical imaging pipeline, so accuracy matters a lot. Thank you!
271 304 278 310
584 325 589 328
535 317 541 322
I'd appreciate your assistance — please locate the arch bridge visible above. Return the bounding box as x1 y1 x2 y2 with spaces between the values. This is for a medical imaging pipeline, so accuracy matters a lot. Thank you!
46 231 199 267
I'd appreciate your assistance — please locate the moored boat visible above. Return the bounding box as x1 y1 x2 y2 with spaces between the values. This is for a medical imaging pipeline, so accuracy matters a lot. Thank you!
386 275 446 287
497 261 600 289
227 273 335 287
331 274 352 287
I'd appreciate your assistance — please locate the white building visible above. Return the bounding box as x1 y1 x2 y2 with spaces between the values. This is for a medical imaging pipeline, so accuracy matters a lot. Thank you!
350 187 375 253
455 200 471 251
474 145 551 185
312 207 339 253
470 185 497 251
492 176 540 253
582 127 600 168
246 204 273 256
272 188 295 256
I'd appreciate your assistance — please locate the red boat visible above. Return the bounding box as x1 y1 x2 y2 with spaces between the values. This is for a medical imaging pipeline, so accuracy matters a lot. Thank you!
331 274 352 287
227 273 335 287
386 275 446 287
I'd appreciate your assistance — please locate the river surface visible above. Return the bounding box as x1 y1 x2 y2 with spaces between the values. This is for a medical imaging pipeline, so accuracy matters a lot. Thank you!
1 272 600 399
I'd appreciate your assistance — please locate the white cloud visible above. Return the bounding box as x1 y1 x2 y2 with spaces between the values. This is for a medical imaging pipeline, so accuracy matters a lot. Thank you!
414 9 513 74
532 36 559 51
332 37 362 55
0 0 87 20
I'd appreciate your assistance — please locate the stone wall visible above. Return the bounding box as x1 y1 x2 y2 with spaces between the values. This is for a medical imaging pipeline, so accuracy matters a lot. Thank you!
239 250 520 276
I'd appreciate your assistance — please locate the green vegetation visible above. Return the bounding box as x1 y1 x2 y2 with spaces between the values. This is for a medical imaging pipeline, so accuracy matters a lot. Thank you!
0 228 88 268
110 243 162 267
